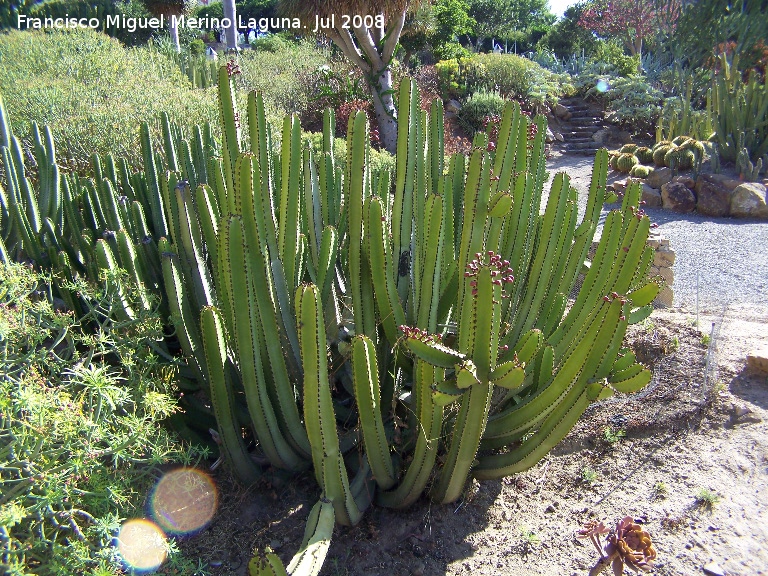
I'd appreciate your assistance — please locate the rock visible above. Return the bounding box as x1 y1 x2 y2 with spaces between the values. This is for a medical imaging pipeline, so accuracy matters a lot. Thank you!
592 128 610 143
746 348 768 374
646 233 670 249
703 561 726 576
545 127 555 143
641 184 662 207
446 99 462 113
445 110 457 120
554 131 564 142
646 166 673 189
673 174 695 189
731 182 768 218
649 265 673 285
613 179 627 193
653 247 676 267
661 181 696 212
695 174 735 217
553 103 569 118
656 286 674 307
545 504 556 513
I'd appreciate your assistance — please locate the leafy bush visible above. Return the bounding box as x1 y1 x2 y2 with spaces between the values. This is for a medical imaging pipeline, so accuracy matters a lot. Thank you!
435 56 474 99
437 53 571 109
593 40 640 77
457 89 506 134
236 40 334 122
251 33 289 52
0 29 217 171
0 263 204 575
587 75 663 132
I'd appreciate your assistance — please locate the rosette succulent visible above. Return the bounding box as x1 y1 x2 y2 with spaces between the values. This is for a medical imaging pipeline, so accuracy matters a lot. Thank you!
579 516 657 576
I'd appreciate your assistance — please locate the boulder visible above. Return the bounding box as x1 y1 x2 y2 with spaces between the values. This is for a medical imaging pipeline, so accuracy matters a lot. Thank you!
592 128 610 144
731 182 768 218
747 348 768 374
646 166 673 189
446 99 462 113
553 131 564 142
612 179 627 193
545 127 555 143
672 175 695 189
661 181 696 213
641 184 662 207
553 103 569 119
695 174 736 217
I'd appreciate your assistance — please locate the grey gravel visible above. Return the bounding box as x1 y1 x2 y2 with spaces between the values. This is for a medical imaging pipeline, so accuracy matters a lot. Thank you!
547 154 768 312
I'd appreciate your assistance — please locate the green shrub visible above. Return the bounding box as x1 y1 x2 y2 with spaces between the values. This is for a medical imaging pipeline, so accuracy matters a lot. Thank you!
251 33 289 52
0 263 204 575
189 38 206 55
437 53 571 110
237 40 334 121
593 40 640 77
588 75 663 133
457 89 507 135
436 56 474 99
0 28 217 171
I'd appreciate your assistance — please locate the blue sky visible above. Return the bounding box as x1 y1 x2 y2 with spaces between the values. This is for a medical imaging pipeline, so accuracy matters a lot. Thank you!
548 0 579 19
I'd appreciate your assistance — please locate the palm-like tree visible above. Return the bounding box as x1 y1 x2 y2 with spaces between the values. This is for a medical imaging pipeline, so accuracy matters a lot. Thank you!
279 0 413 153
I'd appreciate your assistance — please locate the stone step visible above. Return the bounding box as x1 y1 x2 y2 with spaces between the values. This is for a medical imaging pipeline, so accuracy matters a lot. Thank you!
563 142 602 151
564 129 600 136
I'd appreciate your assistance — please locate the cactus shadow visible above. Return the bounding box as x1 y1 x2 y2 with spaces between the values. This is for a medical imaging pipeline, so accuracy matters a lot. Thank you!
324 480 503 576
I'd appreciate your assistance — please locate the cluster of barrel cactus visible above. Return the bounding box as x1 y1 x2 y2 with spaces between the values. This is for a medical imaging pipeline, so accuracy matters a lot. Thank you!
607 136 706 181
1 64 661 575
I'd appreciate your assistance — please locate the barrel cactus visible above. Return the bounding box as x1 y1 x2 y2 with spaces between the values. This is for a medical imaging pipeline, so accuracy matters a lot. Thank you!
619 143 639 154
653 144 673 166
672 135 693 147
635 146 653 164
616 153 639 173
630 164 652 178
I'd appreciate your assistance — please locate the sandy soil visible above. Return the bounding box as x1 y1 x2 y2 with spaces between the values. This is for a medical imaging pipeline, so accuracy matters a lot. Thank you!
168 306 768 576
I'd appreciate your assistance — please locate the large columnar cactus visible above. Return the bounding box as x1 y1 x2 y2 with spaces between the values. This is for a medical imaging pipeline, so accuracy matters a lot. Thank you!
152 66 659 576
710 53 768 163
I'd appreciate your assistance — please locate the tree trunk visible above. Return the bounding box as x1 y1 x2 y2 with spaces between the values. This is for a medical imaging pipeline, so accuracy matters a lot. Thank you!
222 0 238 51
169 17 181 53
370 68 398 154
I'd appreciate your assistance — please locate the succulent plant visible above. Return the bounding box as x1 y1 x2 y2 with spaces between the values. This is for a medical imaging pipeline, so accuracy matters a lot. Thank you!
619 143 639 154
630 164 651 178
616 153 639 173
635 146 653 164
652 144 673 166
671 135 693 147
579 517 657 576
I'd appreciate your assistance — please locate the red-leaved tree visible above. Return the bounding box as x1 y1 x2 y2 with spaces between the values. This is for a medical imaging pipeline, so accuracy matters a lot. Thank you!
578 0 681 56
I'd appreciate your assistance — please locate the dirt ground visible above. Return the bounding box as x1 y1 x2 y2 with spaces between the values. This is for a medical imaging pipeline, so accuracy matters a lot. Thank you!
168 304 768 576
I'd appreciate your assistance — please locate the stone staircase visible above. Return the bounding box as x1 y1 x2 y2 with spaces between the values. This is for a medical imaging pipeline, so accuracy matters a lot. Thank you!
551 97 610 156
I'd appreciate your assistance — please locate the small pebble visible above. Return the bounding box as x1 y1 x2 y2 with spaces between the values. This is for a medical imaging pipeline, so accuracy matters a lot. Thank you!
703 561 726 576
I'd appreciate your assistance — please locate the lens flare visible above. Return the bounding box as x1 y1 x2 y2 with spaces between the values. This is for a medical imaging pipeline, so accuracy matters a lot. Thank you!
149 468 218 535
596 79 610 93
116 519 167 572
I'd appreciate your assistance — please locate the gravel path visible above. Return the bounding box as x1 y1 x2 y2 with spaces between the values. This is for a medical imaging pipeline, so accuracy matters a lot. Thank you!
547 153 768 313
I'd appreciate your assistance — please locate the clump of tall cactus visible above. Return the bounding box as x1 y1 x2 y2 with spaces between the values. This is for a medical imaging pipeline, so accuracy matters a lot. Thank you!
152 65 659 573
710 53 768 164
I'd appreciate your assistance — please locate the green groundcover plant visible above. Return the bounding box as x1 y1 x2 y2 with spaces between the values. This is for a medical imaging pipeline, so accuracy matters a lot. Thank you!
0 263 207 575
